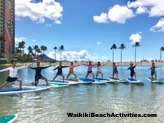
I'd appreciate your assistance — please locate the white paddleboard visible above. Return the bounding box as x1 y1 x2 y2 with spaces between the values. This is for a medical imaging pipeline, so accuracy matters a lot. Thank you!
108 77 128 83
48 80 69 84
0 86 50 95
127 78 143 83
50 83 69 87
147 77 164 83
93 78 108 84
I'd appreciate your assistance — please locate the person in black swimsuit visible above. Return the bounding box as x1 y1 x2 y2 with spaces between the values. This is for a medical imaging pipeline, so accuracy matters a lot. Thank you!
29 62 51 86
149 62 158 79
127 62 136 79
53 62 69 81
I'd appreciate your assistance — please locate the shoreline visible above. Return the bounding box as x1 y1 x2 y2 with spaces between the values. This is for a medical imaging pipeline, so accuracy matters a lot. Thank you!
0 61 164 67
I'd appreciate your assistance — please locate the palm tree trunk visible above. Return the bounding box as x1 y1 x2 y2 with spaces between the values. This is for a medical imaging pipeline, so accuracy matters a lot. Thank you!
160 50 162 61
135 46 136 63
121 49 122 63
113 49 114 62
55 50 56 61
60 51 62 61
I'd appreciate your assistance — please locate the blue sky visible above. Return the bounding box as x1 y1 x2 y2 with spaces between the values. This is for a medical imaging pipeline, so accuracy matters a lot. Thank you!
15 0 164 61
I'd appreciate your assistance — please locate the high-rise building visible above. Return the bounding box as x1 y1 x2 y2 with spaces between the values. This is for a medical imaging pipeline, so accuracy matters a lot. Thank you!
0 0 15 60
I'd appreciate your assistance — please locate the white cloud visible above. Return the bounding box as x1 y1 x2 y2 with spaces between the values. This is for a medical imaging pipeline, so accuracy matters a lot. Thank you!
128 0 164 17
136 7 148 14
93 13 108 23
129 33 142 45
96 42 102 45
108 5 135 24
15 37 27 44
93 5 135 24
48 50 109 61
15 0 63 24
150 18 164 32
48 50 89 60
32 39 36 42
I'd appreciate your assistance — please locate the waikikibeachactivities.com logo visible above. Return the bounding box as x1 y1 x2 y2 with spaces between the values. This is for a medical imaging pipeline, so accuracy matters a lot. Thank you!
67 112 157 118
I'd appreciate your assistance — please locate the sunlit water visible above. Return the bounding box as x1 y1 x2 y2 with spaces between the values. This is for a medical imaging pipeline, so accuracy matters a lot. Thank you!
0 65 164 123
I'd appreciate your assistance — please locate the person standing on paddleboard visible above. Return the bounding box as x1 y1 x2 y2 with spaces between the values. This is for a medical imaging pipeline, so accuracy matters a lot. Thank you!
53 62 69 82
110 62 119 79
127 62 136 79
96 61 103 78
29 62 51 86
66 62 79 81
0 61 25 89
149 62 158 79
84 61 96 79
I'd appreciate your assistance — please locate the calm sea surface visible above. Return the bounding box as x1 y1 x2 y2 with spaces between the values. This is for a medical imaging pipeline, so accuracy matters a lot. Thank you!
0 65 164 123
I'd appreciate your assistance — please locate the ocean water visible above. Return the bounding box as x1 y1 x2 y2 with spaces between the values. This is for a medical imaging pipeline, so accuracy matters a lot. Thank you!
0 65 164 123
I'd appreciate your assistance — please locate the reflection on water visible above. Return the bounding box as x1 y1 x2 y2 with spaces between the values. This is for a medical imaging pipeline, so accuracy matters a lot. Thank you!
0 66 164 123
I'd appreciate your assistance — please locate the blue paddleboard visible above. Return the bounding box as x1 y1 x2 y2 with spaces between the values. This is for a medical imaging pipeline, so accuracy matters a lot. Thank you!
78 78 94 83
0 114 18 123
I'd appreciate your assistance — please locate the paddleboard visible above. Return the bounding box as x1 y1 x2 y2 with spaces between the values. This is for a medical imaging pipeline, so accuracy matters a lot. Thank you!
0 114 18 123
0 86 50 95
127 78 143 83
108 77 128 83
50 83 69 87
147 77 164 83
48 80 69 84
78 78 94 83
92 78 109 84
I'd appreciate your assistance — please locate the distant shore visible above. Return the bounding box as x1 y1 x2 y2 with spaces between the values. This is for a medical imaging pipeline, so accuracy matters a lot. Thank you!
0 61 164 67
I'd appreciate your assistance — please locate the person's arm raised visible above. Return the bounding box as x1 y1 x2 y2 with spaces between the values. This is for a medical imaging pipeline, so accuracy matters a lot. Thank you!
0 67 10 72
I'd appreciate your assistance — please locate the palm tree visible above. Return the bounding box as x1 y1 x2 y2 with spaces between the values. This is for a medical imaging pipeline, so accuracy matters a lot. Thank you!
36 47 41 55
18 41 26 55
33 45 39 56
118 44 126 63
110 44 117 62
40 45 47 54
27 46 33 60
133 42 140 63
160 47 164 61
59 45 64 61
53 46 58 61
28 46 33 55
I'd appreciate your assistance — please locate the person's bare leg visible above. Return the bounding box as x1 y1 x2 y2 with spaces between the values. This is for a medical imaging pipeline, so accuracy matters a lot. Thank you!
17 79 22 89
134 73 136 79
155 73 157 79
0 81 8 89
66 73 71 80
73 73 78 81
96 72 98 78
151 75 153 80
112 72 114 78
91 73 94 79
116 73 118 79
85 73 89 79
101 72 103 78
42 76 49 85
